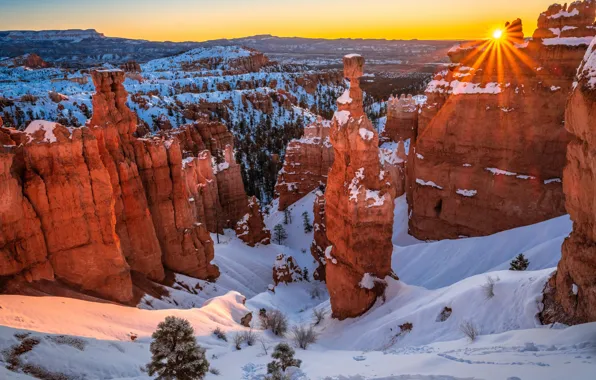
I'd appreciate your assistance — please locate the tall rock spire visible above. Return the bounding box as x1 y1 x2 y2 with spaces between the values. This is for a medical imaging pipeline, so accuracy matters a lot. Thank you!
324 55 396 320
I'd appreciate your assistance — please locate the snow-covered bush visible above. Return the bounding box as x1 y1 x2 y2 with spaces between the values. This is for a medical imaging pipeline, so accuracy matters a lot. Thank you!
509 253 530 271
146 316 209 380
481 276 498 299
233 332 245 350
213 327 227 342
241 329 257 346
292 324 318 349
266 343 302 380
312 308 328 326
460 320 479 342
259 309 289 336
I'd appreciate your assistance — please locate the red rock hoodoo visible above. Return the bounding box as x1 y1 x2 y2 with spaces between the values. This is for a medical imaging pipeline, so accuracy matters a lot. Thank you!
408 3 596 240
383 94 419 143
0 68 259 303
542 36 596 324
325 55 396 320
236 196 271 246
275 117 334 211
310 189 331 281
272 254 303 285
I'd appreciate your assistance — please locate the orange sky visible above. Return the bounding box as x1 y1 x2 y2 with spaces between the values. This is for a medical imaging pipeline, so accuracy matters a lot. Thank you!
0 0 560 41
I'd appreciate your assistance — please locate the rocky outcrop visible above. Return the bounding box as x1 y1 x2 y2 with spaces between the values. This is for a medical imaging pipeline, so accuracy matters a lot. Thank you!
310 189 331 281
0 68 258 303
408 3 596 240
534 1 596 38
120 61 142 73
383 94 419 143
325 55 396 320
1 53 51 69
275 117 334 211
272 254 303 285
542 36 596 324
236 196 271 246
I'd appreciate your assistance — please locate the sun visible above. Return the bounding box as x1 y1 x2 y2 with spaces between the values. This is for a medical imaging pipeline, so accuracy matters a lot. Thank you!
493 29 503 40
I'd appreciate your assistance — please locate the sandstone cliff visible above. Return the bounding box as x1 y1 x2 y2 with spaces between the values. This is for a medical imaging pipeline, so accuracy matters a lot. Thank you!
325 55 396 320
0 68 257 303
382 94 419 143
542 36 596 324
275 117 334 211
408 3 595 240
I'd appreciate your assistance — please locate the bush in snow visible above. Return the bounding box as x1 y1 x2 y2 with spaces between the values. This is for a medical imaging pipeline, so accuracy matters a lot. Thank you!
259 309 289 336
509 253 530 271
481 276 498 299
302 211 313 233
233 332 245 350
460 320 479 342
241 329 257 346
213 327 227 342
283 209 292 225
209 367 221 376
312 308 328 326
266 343 302 380
309 283 324 300
273 224 288 245
292 324 318 349
146 316 209 380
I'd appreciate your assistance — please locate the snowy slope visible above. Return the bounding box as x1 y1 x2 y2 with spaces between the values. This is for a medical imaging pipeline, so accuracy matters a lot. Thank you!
392 196 572 289
0 193 595 379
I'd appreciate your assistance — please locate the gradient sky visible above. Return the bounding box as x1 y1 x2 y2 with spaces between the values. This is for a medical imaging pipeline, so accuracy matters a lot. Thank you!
0 0 560 41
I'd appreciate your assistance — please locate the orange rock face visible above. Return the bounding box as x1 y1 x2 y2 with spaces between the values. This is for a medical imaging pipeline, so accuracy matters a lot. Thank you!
383 94 418 143
236 196 271 246
325 55 396 320
408 5 595 240
542 37 596 324
275 117 334 211
310 189 331 281
0 68 259 302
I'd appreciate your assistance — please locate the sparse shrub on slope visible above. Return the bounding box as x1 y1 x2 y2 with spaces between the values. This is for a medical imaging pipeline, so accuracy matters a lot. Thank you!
460 320 479 342
266 343 302 380
146 316 209 380
259 309 289 336
292 324 318 349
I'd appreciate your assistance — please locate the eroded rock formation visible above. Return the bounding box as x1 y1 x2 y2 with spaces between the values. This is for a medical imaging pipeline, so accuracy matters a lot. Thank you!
325 55 396 320
383 94 419 143
408 3 596 240
236 196 271 246
0 68 257 303
542 36 596 324
272 254 303 285
275 117 334 211
310 189 331 281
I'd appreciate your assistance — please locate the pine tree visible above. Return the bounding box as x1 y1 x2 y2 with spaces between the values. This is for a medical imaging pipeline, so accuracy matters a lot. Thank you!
302 211 313 233
146 316 210 380
509 253 530 271
265 343 302 380
273 224 288 245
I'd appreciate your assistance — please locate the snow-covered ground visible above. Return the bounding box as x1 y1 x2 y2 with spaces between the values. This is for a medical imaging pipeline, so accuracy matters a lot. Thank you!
0 192 594 379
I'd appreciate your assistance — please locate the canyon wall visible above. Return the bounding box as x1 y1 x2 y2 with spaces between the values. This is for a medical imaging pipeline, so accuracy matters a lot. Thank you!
542 36 596 324
0 69 254 303
325 55 396 320
408 4 595 240
275 117 334 211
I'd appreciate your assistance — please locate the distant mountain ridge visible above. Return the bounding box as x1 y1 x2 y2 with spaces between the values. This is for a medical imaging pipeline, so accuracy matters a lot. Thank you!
0 29 458 68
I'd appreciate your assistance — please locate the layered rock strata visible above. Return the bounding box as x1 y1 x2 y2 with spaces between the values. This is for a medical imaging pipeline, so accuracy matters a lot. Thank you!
408 4 595 240
542 36 596 324
325 55 396 320
236 196 271 246
275 117 334 211
0 69 256 303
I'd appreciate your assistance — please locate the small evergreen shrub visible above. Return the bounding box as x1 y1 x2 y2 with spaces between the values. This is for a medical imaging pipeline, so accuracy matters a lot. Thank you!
509 253 530 271
265 343 302 380
146 316 209 380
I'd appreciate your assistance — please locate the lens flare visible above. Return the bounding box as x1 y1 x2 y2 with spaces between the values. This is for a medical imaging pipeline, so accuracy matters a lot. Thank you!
493 29 503 39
